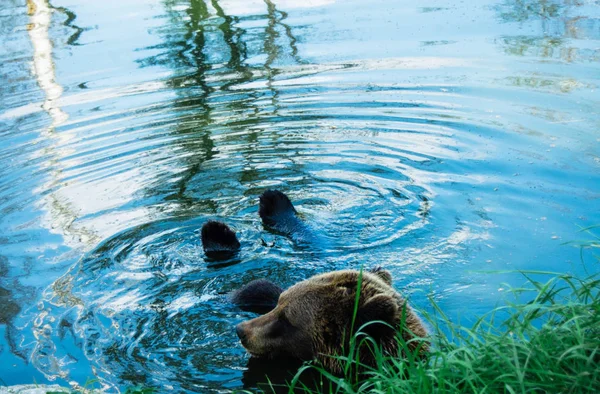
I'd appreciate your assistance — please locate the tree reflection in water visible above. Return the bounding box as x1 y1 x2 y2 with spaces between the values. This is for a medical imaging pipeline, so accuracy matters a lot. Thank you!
497 0 600 63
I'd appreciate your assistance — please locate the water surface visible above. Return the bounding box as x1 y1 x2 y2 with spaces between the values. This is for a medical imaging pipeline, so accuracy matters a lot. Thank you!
1 0 599 391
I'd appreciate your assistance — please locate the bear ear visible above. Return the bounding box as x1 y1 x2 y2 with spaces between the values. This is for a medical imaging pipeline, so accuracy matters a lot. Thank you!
354 294 398 341
230 279 283 315
336 285 353 297
369 267 393 286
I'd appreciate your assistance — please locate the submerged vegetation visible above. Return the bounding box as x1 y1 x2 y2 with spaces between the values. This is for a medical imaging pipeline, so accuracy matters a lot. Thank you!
279 231 600 394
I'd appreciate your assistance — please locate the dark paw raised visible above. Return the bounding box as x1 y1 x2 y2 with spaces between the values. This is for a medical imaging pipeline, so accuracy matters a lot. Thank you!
201 220 240 259
259 189 297 227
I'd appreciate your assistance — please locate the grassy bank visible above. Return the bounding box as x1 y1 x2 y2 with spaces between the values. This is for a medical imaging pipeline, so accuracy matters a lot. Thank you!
283 234 600 393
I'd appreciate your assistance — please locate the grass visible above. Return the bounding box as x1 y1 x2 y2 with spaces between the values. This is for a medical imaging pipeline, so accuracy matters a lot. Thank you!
278 231 600 394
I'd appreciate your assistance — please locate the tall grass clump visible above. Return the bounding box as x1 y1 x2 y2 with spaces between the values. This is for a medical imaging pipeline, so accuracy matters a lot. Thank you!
284 233 600 393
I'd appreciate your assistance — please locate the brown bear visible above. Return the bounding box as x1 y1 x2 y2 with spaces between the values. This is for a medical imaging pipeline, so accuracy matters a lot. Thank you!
235 269 428 373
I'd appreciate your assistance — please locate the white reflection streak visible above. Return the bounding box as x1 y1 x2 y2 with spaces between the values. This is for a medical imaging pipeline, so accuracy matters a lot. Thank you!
27 0 68 128
26 1 93 382
27 0 98 247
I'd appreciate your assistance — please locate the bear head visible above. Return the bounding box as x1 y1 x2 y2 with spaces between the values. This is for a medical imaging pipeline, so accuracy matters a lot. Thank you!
235 269 427 372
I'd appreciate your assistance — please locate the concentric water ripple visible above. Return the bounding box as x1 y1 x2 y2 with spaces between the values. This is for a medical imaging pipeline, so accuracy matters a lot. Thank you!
26 68 528 391
1 0 599 392
24 69 499 391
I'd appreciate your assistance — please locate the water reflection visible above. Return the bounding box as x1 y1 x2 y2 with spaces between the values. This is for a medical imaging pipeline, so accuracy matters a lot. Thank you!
51 2 86 46
0 257 20 326
1 0 598 392
497 0 600 62
27 0 68 127
497 0 563 22
135 0 310 215
34 1 323 390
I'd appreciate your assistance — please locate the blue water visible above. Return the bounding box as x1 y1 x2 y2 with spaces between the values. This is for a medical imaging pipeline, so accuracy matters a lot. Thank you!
1 0 599 391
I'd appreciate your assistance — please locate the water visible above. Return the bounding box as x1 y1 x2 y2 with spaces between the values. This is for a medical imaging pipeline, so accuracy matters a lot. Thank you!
1 0 599 391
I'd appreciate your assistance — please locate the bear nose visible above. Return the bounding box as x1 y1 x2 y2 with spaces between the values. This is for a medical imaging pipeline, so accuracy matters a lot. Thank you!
236 323 247 342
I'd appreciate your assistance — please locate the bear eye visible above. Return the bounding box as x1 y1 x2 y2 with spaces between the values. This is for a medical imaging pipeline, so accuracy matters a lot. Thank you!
268 313 293 338
269 320 286 337
279 312 292 326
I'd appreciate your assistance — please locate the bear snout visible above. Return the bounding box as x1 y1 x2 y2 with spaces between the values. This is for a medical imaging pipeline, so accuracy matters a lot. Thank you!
236 315 279 358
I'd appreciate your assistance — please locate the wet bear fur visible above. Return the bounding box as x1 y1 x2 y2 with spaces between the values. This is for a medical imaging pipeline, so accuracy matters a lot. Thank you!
236 269 428 373
200 189 297 258
230 279 283 315
201 220 240 259
258 190 311 242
